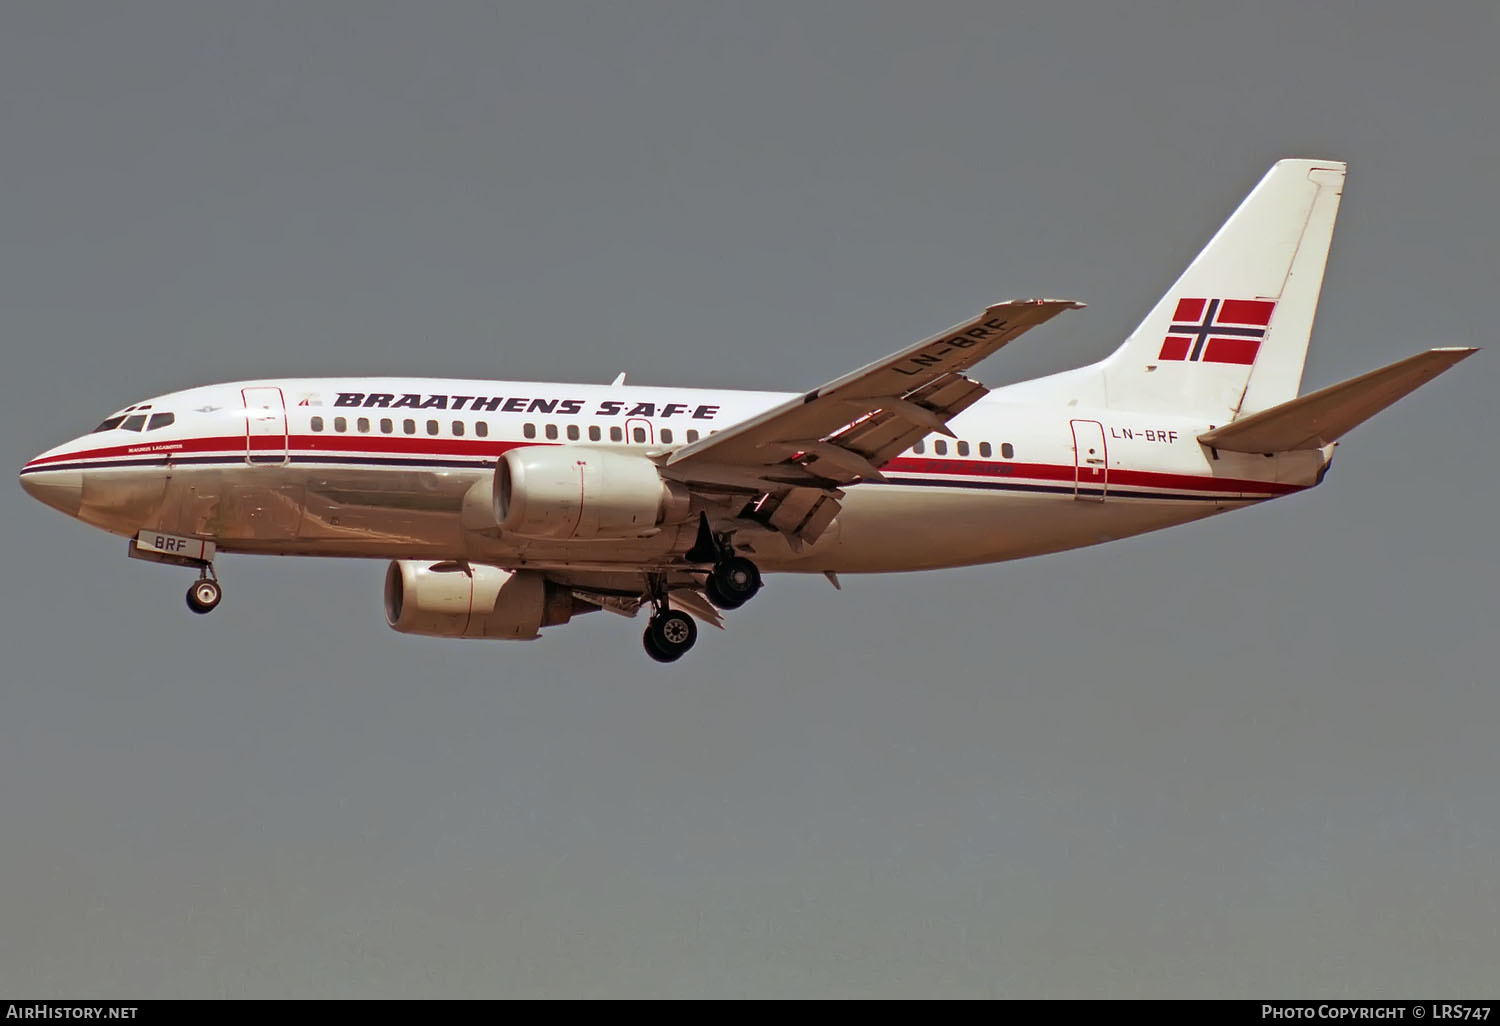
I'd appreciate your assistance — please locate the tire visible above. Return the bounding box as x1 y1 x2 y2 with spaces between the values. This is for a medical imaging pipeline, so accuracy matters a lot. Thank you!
709 556 761 608
186 578 222 615
642 627 675 663
647 609 697 659
704 573 745 610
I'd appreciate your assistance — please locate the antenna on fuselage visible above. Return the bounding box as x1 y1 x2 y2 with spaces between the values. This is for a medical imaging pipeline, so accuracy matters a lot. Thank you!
610 372 627 386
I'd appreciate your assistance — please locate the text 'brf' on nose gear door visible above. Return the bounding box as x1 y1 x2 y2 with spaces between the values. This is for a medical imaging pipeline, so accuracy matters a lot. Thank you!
242 387 289 465
1070 419 1107 502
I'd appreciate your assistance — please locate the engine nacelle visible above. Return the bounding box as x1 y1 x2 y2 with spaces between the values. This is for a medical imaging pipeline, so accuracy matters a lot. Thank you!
384 560 579 639
494 446 692 540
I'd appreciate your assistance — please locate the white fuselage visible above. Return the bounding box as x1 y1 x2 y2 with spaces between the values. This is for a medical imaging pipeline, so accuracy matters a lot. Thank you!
19 375 1330 574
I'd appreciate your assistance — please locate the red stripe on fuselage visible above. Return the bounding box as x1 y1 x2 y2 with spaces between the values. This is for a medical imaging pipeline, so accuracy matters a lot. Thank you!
25 435 1303 497
883 456 1301 496
23 433 524 468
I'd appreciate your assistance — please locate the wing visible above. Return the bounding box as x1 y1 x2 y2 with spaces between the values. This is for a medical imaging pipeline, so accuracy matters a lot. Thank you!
662 298 1082 544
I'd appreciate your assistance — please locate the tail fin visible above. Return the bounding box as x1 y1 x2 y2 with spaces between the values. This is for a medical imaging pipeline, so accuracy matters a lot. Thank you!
1197 347 1477 453
1100 158 1347 421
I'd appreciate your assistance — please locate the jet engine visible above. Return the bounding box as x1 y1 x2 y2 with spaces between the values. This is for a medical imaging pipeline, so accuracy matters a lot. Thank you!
384 560 584 639
493 446 692 540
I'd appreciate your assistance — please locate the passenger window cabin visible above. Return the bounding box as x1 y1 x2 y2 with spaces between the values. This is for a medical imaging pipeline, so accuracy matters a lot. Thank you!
1001 442 1014 459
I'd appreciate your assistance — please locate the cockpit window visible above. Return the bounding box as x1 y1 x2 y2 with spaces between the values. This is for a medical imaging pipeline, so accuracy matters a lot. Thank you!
94 402 168 431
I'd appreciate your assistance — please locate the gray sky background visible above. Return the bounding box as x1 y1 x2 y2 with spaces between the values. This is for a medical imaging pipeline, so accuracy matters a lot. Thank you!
2 2 1496 998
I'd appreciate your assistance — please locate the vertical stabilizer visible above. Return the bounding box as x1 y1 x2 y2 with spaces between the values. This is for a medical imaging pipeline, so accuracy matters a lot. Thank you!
1100 159 1346 421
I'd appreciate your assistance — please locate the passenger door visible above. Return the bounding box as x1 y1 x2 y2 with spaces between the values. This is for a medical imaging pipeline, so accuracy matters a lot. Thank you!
1070 419 1107 501
242 387 289 465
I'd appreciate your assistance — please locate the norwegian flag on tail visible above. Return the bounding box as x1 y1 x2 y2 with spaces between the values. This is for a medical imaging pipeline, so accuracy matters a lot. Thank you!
1158 298 1276 365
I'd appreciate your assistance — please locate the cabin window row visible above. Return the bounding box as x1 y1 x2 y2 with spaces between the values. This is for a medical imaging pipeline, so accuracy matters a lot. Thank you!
520 423 699 444
308 416 701 445
910 439 1015 459
311 416 489 437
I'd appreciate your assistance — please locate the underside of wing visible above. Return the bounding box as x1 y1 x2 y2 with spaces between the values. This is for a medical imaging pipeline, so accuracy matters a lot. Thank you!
548 567 727 629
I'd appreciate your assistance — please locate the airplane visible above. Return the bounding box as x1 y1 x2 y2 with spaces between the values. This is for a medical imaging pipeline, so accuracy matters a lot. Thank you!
19 159 1477 662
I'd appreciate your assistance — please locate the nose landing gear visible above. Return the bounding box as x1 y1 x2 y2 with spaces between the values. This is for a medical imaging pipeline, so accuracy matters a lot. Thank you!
127 532 225 616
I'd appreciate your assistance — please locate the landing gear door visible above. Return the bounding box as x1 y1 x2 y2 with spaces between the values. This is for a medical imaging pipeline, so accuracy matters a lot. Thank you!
1070 419 1107 501
243 387 289 465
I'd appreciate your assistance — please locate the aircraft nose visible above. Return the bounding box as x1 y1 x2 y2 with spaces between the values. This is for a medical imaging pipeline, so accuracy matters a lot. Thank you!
19 465 84 517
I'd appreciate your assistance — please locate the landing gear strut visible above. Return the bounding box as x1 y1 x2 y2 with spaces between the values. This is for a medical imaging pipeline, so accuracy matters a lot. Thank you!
186 568 222 615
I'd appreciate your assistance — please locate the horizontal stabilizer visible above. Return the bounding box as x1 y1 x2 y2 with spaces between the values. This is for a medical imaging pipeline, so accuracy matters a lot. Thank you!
1198 347 1476 453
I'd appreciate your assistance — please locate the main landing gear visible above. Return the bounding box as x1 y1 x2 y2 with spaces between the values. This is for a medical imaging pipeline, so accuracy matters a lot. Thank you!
685 514 763 612
639 549 765 663
640 568 709 664
185 567 222 615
